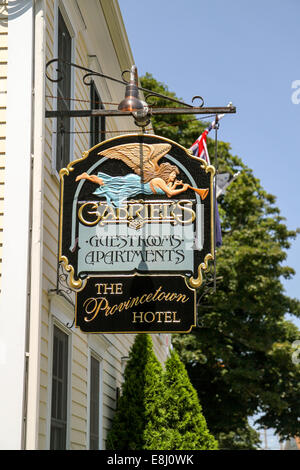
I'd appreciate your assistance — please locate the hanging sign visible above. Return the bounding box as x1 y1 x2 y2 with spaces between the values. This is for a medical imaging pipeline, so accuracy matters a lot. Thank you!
59 134 215 333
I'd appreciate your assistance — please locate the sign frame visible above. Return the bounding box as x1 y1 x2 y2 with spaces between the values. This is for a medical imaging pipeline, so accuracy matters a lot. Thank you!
58 133 215 333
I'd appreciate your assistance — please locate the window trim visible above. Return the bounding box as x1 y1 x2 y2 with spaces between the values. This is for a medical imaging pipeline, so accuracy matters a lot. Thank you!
50 324 69 449
87 350 103 450
47 294 74 450
87 334 111 450
51 0 76 180
90 80 106 148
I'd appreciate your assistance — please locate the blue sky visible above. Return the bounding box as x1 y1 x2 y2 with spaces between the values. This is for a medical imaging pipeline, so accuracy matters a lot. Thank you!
119 0 300 330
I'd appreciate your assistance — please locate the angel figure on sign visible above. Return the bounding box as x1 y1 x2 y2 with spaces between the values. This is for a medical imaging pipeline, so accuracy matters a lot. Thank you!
75 143 209 207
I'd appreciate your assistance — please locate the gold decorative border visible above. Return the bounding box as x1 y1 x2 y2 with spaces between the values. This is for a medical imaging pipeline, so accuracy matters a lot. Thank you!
60 256 87 291
58 133 215 291
58 154 89 290
187 151 215 288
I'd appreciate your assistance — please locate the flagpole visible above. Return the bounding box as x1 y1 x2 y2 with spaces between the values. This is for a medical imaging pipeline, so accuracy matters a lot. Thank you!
213 116 219 293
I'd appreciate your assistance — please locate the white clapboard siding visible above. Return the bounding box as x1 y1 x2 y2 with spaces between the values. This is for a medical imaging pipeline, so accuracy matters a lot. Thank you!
39 0 170 450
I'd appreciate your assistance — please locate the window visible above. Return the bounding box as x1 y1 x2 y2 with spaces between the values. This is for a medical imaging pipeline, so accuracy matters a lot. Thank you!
89 354 102 449
90 81 105 147
50 325 69 450
56 9 72 171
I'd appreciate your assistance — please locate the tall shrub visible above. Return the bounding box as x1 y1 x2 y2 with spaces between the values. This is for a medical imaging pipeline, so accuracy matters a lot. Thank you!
106 334 167 450
160 349 218 450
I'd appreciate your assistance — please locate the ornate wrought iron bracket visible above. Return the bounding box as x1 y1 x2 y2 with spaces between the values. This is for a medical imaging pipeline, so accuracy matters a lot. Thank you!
196 273 223 328
45 59 236 124
48 263 76 329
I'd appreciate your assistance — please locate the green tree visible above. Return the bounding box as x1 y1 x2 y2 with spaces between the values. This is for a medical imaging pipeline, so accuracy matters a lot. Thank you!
141 73 300 442
217 422 261 450
106 334 167 450
158 350 218 450
141 72 206 148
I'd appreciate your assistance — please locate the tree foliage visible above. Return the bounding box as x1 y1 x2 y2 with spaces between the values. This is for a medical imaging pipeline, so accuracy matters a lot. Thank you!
106 334 166 450
217 422 261 450
159 350 218 450
141 73 300 442
141 72 206 148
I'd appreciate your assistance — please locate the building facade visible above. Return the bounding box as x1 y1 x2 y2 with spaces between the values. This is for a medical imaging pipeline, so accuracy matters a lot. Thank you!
0 0 170 450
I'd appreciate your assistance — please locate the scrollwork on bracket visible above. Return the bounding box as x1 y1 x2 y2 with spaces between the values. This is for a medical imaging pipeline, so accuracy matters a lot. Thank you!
45 58 205 110
59 256 86 291
188 254 214 289
48 263 77 329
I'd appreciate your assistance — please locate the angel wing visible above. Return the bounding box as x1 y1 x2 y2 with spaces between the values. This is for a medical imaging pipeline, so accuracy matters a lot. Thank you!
98 143 171 182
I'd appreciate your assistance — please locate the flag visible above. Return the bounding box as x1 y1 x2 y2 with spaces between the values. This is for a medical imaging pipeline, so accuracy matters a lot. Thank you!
189 115 224 164
216 171 240 199
190 115 224 247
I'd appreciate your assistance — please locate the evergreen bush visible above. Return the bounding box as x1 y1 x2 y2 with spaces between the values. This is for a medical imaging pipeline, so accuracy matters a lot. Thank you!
158 349 218 450
106 334 167 450
106 335 217 450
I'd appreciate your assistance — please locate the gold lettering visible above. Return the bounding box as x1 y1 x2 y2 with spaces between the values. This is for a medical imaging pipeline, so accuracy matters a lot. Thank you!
161 202 171 219
101 205 117 222
95 283 123 295
157 292 166 301
123 298 132 309
168 293 178 301
86 289 190 319
115 283 123 294
143 203 149 219
128 203 134 220
132 203 144 220
83 297 108 322
149 204 161 219
95 283 102 294
78 202 100 226
108 304 118 316
174 200 196 225
139 294 147 304
115 206 128 220
164 311 173 322
176 294 189 303
156 311 164 322
132 311 144 323
152 286 162 301
78 200 196 227
130 297 140 308
172 311 181 322
131 310 182 323
144 311 156 323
